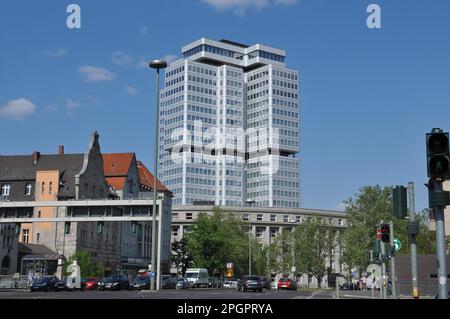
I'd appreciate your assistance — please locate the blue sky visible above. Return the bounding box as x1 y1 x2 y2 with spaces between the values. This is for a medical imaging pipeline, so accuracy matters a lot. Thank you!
1 0 450 212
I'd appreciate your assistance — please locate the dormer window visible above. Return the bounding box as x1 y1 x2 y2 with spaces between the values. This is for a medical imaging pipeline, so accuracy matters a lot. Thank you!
25 183 32 196
1 184 11 197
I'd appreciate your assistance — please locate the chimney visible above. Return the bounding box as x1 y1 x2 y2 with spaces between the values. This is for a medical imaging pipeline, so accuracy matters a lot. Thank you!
59 145 64 156
33 151 41 164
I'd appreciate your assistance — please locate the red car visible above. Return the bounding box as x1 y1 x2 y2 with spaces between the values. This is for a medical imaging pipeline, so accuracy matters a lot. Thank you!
85 277 99 290
277 278 297 291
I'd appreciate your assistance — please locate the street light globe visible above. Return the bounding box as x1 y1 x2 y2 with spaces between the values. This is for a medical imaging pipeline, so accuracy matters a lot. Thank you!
149 60 168 70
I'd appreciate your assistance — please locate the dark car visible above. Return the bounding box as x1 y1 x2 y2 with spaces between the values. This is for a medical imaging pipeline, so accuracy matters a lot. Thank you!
30 276 59 292
161 275 177 289
98 274 130 291
129 276 150 290
259 277 271 290
176 277 190 289
238 276 263 292
277 277 297 291
54 278 68 292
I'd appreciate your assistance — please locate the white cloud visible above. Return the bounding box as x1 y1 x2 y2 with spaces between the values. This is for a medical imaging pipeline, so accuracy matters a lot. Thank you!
43 49 68 59
0 98 36 120
112 51 134 66
201 0 297 15
140 26 149 36
78 65 115 82
125 86 137 95
65 99 82 110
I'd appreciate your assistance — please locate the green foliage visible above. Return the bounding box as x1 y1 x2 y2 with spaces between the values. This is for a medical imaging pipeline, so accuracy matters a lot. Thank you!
171 237 192 275
293 219 334 288
341 185 438 277
185 206 263 277
64 250 105 278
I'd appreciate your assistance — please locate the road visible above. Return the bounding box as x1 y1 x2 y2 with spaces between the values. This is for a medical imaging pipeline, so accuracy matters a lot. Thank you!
0 288 382 299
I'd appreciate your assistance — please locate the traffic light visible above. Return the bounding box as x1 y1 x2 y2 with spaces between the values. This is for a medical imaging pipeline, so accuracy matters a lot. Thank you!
380 224 390 243
132 222 137 234
374 239 381 258
392 186 407 219
426 128 450 178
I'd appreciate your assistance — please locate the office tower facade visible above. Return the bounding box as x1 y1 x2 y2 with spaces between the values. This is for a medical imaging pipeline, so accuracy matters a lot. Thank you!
160 38 300 208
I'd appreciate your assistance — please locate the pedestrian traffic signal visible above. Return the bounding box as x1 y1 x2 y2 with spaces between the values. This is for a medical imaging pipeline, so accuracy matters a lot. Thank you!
426 128 450 178
380 224 390 243
392 185 407 219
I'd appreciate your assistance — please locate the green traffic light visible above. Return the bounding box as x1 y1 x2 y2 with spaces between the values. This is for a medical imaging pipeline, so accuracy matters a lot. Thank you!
429 155 449 176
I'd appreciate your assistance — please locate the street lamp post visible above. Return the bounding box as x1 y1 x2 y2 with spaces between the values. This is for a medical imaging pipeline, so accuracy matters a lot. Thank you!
149 59 167 291
246 199 255 276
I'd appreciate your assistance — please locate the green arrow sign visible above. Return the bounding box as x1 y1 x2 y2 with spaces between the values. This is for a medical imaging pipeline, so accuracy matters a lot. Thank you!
394 238 401 252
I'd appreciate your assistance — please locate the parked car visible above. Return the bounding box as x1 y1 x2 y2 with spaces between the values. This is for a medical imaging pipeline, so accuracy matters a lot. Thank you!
277 277 297 291
176 277 190 289
223 279 239 289
98 274 130 291
30 276 59 292
161 275 177 289
54 278 68 292
238 276 263 292
259 277 271 290
339 282 357 290
208 277 223 288
129 276 150 290
85 277 99 291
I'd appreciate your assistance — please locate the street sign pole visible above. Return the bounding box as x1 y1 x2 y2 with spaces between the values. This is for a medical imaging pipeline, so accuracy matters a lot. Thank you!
389 221 397 299
408 181 419 299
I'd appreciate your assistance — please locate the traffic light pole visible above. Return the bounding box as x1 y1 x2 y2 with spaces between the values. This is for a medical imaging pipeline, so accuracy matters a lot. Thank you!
380 220 387 300
408 181 419 299
434 179 448 299
389 221 397 299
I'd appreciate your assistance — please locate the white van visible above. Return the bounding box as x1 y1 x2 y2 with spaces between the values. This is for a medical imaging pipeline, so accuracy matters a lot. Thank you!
184 268 209 288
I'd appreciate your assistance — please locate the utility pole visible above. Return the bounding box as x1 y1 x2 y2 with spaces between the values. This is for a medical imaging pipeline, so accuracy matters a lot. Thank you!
408 182 419 299
434 179 448 299
369 249 375 299
389 221 397 299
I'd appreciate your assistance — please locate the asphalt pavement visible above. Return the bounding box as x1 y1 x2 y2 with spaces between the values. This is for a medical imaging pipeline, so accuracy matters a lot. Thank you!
0 288 388 299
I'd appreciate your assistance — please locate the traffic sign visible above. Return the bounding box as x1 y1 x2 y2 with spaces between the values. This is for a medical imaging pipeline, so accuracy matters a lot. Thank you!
394 238 401 252
149 271 155 278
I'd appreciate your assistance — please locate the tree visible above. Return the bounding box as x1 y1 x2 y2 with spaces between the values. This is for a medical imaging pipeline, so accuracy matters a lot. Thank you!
171 238 192 275
185 206 262 277
293 219 334 288
340 185 438 279
64 250 104 278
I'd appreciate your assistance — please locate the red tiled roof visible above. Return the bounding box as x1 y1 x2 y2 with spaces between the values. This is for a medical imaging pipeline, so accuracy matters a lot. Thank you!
136 160 171 193
102 153 134 177
105 177 126 191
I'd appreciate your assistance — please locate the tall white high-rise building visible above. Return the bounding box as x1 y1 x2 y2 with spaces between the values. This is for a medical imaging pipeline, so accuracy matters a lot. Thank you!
159 38 300 208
